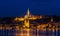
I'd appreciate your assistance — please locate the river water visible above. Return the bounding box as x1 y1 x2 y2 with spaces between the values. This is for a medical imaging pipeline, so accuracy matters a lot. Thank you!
0 28 60 36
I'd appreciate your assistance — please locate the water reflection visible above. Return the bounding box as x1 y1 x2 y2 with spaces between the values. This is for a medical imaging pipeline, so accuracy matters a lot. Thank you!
15 28 59 36
0 27 59 36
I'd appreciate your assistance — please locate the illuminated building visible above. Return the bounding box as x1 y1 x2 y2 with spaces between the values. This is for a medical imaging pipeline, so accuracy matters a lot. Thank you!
14 8 43 28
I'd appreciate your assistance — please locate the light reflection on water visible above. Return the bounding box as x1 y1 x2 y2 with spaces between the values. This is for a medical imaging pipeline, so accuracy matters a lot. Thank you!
0 28 59 36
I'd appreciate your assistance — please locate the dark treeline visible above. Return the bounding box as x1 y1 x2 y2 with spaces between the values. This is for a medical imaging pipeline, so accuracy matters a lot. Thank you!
0 17 15 24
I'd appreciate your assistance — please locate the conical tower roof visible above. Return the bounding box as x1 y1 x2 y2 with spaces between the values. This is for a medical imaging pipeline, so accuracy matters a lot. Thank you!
26 8 30 16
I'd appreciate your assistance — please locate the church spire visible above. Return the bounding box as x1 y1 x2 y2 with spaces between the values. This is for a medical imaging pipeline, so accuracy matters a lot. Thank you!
25 8 31 18
27 8 30 16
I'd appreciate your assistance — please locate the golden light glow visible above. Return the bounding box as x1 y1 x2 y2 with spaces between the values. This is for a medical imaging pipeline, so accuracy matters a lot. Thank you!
0 25 2 30
40 16 43 19
14 17 24 21
16 26 20 30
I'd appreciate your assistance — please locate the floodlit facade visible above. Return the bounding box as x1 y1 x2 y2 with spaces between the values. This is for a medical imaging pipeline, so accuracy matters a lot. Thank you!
14 9 44 28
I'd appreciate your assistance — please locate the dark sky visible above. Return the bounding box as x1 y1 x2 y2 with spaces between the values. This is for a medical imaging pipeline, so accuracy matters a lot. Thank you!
0 0 60 17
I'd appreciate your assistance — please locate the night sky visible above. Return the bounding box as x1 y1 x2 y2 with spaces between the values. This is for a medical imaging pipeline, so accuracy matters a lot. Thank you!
0 0 60 17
